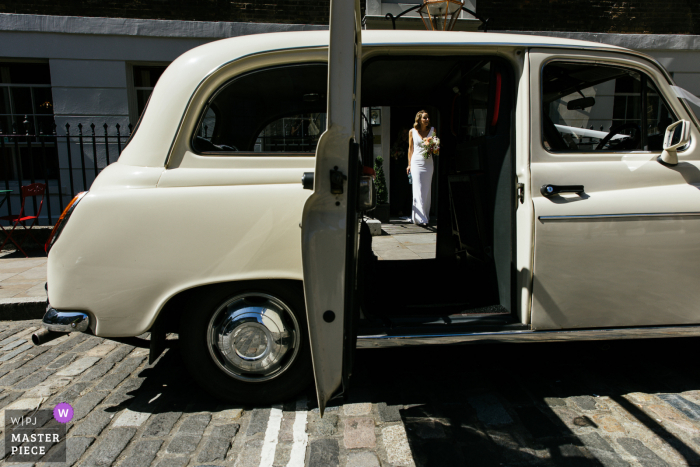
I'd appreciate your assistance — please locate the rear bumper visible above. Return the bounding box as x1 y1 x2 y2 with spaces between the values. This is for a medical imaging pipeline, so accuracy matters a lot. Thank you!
42 305 90 333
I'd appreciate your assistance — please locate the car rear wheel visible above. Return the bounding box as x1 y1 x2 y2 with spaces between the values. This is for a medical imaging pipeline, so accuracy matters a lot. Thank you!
179 281 313 404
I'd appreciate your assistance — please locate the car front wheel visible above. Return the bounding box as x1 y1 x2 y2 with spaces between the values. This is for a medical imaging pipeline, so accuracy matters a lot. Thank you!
179 281 313 404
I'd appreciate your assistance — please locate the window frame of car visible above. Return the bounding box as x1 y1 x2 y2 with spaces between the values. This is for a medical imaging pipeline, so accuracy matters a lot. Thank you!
189 62 329 158
539 56 682 156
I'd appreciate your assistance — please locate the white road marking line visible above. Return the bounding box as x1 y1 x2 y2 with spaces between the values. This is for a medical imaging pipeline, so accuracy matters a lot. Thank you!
287 398 308 467
259 405 283 467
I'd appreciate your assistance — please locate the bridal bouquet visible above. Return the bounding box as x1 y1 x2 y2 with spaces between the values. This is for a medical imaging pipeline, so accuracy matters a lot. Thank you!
421 135 440 159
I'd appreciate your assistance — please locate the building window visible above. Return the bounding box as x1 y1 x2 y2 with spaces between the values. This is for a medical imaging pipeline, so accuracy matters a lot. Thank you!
132 65 167 118
0 62 54 135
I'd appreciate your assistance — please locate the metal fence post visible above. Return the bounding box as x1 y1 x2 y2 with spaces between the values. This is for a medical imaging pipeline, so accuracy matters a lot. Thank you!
65 123 75 198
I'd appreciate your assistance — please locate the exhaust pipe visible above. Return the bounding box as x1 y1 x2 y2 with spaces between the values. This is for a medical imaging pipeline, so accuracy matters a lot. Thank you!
32 328 64 346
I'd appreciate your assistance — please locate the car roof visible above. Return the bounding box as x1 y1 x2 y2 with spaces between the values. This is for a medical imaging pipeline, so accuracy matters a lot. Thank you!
118 30 633 168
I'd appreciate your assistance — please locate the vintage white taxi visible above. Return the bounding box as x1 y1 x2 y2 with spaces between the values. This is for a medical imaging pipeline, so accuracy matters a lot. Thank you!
32 0 700 412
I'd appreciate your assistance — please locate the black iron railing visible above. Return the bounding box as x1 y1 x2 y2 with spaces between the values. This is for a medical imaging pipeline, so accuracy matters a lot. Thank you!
0 122 132 225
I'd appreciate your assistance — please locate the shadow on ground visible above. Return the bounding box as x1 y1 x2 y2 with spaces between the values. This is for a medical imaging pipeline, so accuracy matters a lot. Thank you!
117 335 700 466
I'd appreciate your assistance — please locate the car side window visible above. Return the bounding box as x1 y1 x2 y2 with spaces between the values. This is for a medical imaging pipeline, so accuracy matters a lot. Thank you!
192 63 328 155
541 62 677 153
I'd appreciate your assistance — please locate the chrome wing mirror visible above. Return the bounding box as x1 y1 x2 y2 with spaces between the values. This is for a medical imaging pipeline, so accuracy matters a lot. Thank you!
660 120 691 166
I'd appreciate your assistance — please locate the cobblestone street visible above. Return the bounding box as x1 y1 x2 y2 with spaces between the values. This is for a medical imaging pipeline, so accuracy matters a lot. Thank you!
2 320 700 466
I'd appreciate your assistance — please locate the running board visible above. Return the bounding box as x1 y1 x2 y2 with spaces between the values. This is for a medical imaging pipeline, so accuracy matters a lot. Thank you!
356 324 700 348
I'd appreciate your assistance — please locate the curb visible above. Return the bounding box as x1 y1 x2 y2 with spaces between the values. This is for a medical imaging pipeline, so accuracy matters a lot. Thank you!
0 297 46 321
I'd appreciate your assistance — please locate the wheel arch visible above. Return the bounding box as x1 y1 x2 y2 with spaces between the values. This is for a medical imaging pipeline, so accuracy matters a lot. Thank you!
147 279 305 363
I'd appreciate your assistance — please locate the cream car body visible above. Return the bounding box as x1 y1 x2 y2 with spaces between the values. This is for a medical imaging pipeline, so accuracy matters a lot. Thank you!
42 7 700 409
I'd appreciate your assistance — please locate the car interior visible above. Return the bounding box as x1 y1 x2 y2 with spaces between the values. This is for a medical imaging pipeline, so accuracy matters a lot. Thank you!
191 56 520 332
356 55 518 332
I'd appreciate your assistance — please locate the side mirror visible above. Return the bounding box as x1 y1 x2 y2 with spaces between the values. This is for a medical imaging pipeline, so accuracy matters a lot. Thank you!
660 120 691 165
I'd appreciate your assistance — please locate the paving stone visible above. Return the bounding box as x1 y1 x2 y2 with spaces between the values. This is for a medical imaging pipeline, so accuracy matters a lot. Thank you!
579 433 630 467
71 410 114 437
113 408 151 427
212 423 240 439
47 353 77 370
197 436 234 462
0 390 24 409
382 425 413 466
0 343 33 362
1 338 28 351
247 408 270 436
0 365 35 386
344 402 372 416
79 427 137 467
166 434 202 454
571 396 598 411
213 407 243 420
73 391 109 421
118 439 163 467
308 438 339 467
85 342 117 357
377 402 402 422
467 395 513 426
72 338 102 354
142 411 182 438
179 413 211 435
646 404 700 434
544 397 567 407
80 346 134 382
617 437 668 467
154 457 189 467
592 414 626 433
658 393 700 421
56 356 100 376
347 451 380 467
312 414 338 436
93 356 145 391
344 417 376 449
42 435 94 465
14 368 57 389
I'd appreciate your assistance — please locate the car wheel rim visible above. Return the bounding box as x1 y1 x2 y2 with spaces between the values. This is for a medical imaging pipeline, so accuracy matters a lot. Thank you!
207 292 300 382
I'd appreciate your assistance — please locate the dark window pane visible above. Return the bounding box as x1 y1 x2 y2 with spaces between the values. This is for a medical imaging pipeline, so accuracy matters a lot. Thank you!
136 89 151 116
11 87 32 115
193 64 328 154
33 88 53 115
0 88 9 114
0 62 51 85
35 116 56 135
133 66 167 88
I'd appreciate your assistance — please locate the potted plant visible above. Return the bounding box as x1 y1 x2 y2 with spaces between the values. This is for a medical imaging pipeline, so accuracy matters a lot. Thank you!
372 156 390 223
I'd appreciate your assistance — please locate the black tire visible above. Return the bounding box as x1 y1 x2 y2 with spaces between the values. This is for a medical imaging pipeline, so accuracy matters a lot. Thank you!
179 280 313 404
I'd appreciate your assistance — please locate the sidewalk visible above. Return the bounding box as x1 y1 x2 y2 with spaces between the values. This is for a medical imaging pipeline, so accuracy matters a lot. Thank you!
370 218 437 260
0 250 48 319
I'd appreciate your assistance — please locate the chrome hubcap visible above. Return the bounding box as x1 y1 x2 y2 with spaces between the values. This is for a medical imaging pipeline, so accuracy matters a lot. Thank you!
207 293 299 382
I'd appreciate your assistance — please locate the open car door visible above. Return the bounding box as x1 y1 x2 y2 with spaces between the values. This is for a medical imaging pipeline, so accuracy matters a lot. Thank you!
300 0 363 414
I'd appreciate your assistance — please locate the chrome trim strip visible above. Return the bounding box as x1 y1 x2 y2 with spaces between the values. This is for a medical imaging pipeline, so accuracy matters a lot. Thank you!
539 212 700 220
357 325 700 348
42 306 90 333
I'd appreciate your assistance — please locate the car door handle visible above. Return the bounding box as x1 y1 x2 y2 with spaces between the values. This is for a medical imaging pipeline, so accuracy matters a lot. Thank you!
540 184 585 197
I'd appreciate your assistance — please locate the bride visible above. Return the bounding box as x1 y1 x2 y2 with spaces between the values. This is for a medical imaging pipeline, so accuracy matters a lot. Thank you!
407 110 435 226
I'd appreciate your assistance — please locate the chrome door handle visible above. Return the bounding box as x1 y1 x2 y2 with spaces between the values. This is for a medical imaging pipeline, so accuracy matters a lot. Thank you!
540 184 585 197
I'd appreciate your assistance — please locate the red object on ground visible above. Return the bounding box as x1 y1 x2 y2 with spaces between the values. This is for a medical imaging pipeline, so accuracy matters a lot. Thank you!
0 183 47 257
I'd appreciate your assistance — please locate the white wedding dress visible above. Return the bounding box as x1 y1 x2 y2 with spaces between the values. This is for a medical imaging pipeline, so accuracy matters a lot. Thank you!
410 127 434 225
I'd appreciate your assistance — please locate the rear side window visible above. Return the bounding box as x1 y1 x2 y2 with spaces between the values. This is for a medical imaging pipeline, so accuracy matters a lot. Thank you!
542 62 677 152
193 64 328 155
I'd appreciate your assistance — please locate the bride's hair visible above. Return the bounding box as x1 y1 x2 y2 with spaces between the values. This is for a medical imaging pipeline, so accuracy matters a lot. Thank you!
413 110 428 130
